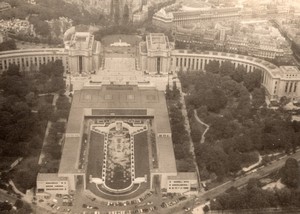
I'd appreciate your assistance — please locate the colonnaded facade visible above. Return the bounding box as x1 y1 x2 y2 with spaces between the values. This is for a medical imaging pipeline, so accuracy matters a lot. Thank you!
139 33 300 101
0 32 299 101
0 32 101 75
1 31 295 199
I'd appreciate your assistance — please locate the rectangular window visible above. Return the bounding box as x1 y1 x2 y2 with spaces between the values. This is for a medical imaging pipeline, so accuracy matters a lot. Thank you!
285 82 289 93
294 83 297 93
289 82 293 93
157 57 161 74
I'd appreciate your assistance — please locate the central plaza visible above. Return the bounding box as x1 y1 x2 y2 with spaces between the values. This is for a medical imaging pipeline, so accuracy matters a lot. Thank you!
36 33 199 205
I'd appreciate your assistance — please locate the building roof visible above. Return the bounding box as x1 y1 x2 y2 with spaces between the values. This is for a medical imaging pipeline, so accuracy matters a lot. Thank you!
156 137 177 174
58 136 82 174
168 172 198 180
37 173 68 181
70 32 94 50
59 84 173 175
146 33 170 51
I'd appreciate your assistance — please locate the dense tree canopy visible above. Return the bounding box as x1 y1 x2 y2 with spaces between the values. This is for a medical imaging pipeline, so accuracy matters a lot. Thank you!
179 60 300 181
210 178 300 211
280 158 300 188
0 40 17 52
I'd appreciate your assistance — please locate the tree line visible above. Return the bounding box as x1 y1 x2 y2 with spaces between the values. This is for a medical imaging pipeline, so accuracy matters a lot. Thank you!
166 82 195 172
179 60 300 181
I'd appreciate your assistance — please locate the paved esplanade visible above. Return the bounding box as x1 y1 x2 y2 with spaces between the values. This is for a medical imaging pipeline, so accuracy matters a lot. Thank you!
105 57 136 72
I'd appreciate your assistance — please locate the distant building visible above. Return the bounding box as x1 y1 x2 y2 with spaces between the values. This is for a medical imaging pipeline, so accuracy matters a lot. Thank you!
64 0 144 22
153 4 241 29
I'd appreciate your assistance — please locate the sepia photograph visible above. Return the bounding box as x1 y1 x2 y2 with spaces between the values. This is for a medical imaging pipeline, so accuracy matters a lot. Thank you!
0 0 299 213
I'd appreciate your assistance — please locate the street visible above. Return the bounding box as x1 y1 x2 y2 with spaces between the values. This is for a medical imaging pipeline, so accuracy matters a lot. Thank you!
196 151 300 204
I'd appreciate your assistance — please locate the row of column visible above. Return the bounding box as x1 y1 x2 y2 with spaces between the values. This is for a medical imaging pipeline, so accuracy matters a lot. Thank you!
173 56 255 73
0 55 69 72
174 15 239 26
285 81 298 93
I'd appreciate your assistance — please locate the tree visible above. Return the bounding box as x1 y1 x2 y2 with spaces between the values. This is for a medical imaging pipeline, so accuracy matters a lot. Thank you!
203 205 210 213
52 19 61 38
6 64 20 76
14 199 23 209
204 87 227 112
243 69 262 92
252 88 266 108
219 61 235 76
231 65 246 83
0 39 17 51
280 158 300 188
205 60 220 74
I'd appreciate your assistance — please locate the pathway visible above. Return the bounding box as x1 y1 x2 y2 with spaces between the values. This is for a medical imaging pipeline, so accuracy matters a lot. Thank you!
177 81 202 191
193 109 209 144
38 93 59 164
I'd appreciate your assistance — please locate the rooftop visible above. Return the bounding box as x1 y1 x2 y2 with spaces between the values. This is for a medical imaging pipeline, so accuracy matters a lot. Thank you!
168 172 198 180
37 173 68 181
70 32 94 50
59 85 172 175
146 33 170 51
156 137 177 174
280 66 300 74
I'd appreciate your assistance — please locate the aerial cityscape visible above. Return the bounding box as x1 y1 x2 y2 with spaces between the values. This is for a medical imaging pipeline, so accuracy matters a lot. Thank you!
0 0 300 214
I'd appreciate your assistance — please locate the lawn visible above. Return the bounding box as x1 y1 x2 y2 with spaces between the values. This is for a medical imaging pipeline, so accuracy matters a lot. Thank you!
134 131 150 178
87 131 105 179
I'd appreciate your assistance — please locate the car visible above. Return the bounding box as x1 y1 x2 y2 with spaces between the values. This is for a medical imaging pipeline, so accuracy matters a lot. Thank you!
146 201 153 205
56 206 60 210
63 194 69 199
67 208 71 212
184 207 191 212
56 194 62 198
179 196 187 201
93 206 99 210
142 208 149 213
161 202 167 208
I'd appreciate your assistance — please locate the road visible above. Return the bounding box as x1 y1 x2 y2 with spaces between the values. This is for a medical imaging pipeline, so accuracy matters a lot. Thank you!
196 150 300 204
